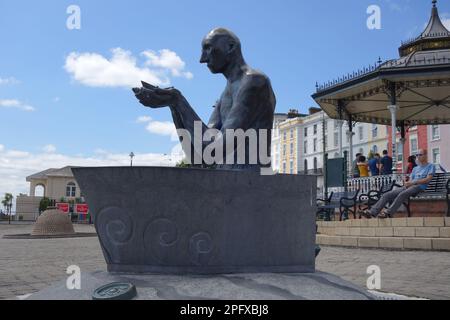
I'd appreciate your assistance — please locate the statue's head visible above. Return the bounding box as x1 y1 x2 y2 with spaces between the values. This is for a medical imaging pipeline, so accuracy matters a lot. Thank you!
200 28 243 74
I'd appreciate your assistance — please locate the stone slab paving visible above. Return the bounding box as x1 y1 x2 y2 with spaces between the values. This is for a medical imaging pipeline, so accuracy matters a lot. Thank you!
315 246 450 300
1 224 449 300
0 224 105 300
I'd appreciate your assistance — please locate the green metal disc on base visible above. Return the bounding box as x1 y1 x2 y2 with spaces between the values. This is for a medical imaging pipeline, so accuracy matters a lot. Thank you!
92 282 137 300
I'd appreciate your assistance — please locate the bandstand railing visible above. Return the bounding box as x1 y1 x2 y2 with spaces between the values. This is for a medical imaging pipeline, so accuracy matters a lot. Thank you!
346 174 407 194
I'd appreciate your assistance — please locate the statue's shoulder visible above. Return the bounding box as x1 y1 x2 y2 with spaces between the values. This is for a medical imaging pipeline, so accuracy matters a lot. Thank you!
242 68 271 88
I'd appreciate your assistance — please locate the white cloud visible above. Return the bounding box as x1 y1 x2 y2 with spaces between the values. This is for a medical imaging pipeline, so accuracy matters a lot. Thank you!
0 145 184 210
142 49 194 79
6 150 30 158
136 115 152 123
384 0 411 12
136 116 178 141
43 145 56 153
53 97 60 103
0 99 35 112
64 48 193 88
146 121 178 141
444 19 450 31
94 148 109 155
442 13 450 31
0 77 20 85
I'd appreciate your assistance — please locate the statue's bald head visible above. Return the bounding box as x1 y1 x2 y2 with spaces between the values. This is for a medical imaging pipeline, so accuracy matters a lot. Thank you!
200 28 244 74
203 28 242 51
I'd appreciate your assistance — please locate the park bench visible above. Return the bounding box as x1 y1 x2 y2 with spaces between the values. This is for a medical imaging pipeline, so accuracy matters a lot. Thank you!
358 181 396 214
399 172 450 217
317 190 360 221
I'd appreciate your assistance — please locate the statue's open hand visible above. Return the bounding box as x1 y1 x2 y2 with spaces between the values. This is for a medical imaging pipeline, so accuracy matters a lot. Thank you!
132 82 181 108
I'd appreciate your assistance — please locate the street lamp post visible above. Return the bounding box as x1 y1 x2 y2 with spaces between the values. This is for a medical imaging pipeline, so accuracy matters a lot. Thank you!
8 203 11 225
129 152 135 167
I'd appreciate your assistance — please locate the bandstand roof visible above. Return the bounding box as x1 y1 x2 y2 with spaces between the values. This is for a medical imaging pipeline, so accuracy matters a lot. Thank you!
312 0 450 126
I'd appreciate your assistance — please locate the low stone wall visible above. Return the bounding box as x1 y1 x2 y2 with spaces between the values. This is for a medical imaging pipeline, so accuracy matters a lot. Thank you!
317 217 450 251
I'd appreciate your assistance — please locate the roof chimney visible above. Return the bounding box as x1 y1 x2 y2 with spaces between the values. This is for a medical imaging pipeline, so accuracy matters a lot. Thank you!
309 107 322 115
287 109 300 119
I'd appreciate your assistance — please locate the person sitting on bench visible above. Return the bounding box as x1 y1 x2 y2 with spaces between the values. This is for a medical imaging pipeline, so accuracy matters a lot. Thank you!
362 149 435 219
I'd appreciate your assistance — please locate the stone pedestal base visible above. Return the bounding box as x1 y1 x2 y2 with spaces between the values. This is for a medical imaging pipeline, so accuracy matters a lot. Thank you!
27 271 375 300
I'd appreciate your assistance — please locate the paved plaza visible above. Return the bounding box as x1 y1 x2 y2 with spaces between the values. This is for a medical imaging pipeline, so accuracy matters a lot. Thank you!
0 223 449 300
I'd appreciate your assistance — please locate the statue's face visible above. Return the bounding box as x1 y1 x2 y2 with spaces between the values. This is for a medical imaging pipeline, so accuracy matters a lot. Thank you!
200 36 231 74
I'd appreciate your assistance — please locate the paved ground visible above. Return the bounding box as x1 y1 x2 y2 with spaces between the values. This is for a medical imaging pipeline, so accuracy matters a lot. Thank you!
1 223 449 300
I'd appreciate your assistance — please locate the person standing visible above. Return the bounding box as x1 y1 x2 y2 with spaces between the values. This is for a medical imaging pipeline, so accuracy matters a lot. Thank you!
357 155 370 177
353 153 362 178
380 150 393 175
407 155 417 174
368 153 381 176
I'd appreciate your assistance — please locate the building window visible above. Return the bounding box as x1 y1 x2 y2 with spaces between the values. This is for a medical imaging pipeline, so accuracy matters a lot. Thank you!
283 131 287 141
313 125 317 135
282 162 286 174
304 159 308 172
359 126 364 141
314 157 318 171
334 132 339 147
290 143 294 155
334 152 340 159
359 148 364 156
290 160 294 174
66 182 76 198
283 144 286 156
290 129 294 139
372 145 378 154
304 127 308 137
313 138 317 152
372 124 378 138
432 125 440 140
324 121 328 133
304 141 308 154
410 136 418 156
432 148 440 164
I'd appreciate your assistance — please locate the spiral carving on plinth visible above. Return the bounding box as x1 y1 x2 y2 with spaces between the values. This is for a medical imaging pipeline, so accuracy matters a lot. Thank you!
96 207 133 246
143 218 179 264
189 232 214 266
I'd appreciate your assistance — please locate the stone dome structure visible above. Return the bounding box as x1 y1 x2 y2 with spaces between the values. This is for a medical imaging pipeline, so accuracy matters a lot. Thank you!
31 209 76 236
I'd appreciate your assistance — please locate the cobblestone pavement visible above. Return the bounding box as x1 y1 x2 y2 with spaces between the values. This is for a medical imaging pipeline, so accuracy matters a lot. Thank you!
1 224 449 300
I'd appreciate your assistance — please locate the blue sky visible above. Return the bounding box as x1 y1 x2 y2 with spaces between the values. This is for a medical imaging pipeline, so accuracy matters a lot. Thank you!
1 0 449 199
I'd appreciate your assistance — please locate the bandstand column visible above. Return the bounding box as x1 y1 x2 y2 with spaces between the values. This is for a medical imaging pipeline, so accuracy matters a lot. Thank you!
400 122 406 174
347 116 355 178
337 100 345 158
388 82 399 180
388 104 398 179
338 120 344 157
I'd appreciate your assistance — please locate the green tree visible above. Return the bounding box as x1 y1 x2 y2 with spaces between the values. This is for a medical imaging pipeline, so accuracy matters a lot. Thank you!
39 197 51 214
176 159 192 168
2 193 13 224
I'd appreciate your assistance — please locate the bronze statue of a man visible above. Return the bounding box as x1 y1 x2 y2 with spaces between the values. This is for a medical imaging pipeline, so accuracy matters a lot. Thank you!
133 28 276 170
